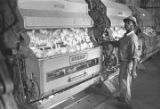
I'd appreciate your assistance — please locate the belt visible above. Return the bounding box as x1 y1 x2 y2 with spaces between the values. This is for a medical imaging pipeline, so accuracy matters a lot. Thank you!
119 59 131 62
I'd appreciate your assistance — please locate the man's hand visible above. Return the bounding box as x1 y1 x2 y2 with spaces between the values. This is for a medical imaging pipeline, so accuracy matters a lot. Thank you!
131 58 138 79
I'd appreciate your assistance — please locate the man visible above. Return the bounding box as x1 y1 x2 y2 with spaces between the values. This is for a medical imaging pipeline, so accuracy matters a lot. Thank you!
117 16 139 104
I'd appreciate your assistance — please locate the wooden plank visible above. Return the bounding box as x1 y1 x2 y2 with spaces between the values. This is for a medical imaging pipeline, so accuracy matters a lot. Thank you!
38 76 100 109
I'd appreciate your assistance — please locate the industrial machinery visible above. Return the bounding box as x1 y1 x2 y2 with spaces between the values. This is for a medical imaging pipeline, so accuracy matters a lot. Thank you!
1 0 160 109
0 52 18 109
11 0 102 109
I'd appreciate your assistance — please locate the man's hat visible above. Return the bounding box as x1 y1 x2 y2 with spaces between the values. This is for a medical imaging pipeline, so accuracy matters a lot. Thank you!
123 16 137 26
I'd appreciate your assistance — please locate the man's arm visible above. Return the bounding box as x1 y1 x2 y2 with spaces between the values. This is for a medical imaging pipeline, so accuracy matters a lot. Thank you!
128 37 139 78
101 41 120 47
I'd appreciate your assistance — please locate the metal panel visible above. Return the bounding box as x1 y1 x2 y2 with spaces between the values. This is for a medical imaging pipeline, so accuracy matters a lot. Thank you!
101 0 132 27
40 47 102 95
26 47 102 96
18 0 93 28
23 16 92 29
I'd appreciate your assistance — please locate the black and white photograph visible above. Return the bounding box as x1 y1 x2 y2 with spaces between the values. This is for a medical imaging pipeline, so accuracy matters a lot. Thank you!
0 0 160 109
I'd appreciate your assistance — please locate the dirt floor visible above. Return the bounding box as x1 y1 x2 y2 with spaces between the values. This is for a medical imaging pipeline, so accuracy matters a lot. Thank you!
94 53 160 109
131 53 160 109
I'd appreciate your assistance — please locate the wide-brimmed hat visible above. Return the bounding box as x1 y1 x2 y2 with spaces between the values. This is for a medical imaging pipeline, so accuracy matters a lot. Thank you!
123 16 137 26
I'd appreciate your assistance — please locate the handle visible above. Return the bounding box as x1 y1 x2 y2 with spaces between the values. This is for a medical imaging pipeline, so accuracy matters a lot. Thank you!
68 72 87 82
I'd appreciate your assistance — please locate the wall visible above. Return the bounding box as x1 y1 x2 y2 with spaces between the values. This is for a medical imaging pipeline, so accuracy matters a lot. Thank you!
140 0 160 31
106 0 160 31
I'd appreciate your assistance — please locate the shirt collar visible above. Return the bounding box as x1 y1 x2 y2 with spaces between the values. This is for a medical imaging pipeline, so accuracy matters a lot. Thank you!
126 31 135 36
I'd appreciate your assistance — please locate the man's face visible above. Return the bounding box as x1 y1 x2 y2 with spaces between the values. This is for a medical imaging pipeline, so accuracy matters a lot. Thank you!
124 20 135 31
